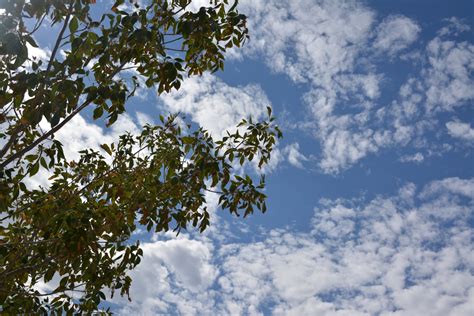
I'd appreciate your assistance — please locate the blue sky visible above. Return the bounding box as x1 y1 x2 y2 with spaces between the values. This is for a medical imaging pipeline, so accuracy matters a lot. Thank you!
28 0 474 314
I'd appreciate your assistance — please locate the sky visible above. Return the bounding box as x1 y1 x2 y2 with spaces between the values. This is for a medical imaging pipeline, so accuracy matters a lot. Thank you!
27 0 474 315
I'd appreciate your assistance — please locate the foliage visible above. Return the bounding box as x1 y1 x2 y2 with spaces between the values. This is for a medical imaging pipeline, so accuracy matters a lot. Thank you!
0 0 281 313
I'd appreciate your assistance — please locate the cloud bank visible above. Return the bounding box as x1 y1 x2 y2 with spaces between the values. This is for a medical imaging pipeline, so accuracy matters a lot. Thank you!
116 177 474 315
232 0 474 173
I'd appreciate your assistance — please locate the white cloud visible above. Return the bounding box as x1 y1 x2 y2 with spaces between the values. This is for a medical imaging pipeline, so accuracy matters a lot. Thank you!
136 239 217 292
385 31 474 156
25 113 141 189
116 238 218 315
27 42 50 62
53 113 139 161
238 0 375 85
282 142 308 168
135 111 155 127
231 0 387 172
159 74 270 138
373 15 421 56
422 177 474 199
438 17 471 37
231 0 474 173
446 120 474 142
116 177 474 315
400 152 424 163
317 127 389 173
158 73 288 174
424 38 474 112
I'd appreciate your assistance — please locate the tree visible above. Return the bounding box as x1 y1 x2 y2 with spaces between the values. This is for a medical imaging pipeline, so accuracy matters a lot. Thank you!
0 0 281 313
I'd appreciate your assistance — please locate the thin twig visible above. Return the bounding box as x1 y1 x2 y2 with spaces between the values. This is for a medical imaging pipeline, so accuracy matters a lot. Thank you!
0 4 73 163
163 36 183 45
163 47 186 52
27 13 47 36
45 3 74 78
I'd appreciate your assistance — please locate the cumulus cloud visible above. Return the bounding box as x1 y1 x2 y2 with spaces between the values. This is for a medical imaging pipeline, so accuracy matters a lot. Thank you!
25 113 141 189
229 0 385 172
373 15 421 56
229 0 474 173
116 177 474 315
238 0 375 84
159 74 270 138
116 238 218 315
386 32 474 156
388 29 474 121
446 121 474 142
424 38 474 112
158 73 290 174
422 177 474 198
235 0 387 173
54 113 139 161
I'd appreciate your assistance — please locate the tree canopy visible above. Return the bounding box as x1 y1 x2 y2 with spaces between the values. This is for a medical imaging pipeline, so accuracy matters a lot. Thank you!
0 0 281 313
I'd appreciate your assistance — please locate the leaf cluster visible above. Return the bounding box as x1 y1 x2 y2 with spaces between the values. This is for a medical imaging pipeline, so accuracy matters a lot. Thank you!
0 0 281 313
1 112 281 313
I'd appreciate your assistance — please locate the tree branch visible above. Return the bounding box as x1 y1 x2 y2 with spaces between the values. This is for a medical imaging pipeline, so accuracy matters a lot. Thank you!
0 4 73 164
10 112 179 217
0 128 19 159
27 13 47 36
0 61 128 169
163 47 186 52
163 36 183 45
0 238 61 247
45 3 74 77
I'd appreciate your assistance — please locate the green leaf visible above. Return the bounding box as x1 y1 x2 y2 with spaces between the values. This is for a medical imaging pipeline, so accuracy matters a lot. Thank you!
99 291 106 300
40 157 48 169
44 268 55 283
25 154 37 162
69 16 79 33
267 106 272 117
0 1 279 312
19 182 28 192
100 143 112 156
29 162 39 176
211 173 218 187
24 35 38 48
93 106 103 120
181 136 194 144
59 276 69 289
51 112 61 127
107 113 118 126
